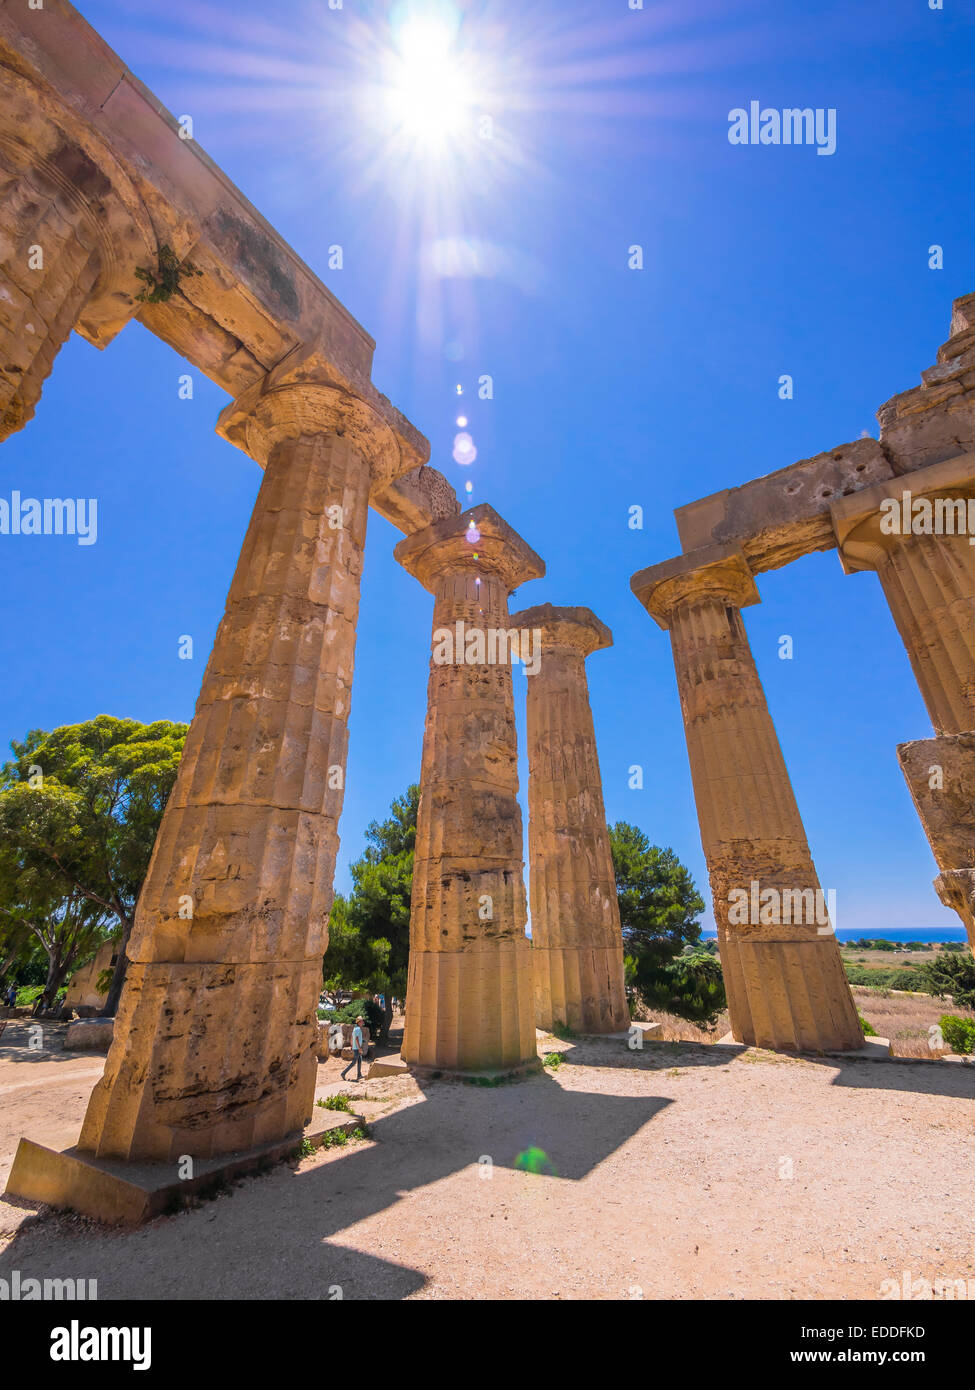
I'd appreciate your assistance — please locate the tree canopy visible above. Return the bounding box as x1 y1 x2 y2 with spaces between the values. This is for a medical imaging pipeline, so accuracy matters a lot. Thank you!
0 716 187 1012
609 821 723 1025
323 784 418 1012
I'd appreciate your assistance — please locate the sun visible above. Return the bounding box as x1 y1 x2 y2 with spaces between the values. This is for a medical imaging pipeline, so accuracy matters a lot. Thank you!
383 7 476 154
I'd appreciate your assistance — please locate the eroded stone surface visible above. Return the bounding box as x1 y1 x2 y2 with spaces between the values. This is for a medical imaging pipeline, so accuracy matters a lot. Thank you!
674 438 892 573
633 546 863 1052
898 735 975 950
396 507 543 1071
508 604 628 1034
79 390 376 1162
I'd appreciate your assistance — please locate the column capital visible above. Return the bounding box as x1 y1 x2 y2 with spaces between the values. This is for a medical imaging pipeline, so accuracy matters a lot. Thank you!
508 603 612 657
394 504 545 594
830 451 975 573
631 543 760 630
216 342 429 489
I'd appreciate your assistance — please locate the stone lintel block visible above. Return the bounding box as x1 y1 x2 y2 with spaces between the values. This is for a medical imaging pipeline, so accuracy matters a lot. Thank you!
395 504 545 593
878 345 975 476
831 451 975 573
371 465 461 535
508 604 612 657
0 10 382 390
897 734 975 871
673 439 891 572
631 543 760 630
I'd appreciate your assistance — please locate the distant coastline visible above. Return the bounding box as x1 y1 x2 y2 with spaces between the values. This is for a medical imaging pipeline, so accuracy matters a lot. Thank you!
701 927 968 945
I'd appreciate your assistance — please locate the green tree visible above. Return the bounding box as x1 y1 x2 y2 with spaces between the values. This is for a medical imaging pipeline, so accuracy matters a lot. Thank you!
919 950 975 1009
609 822 723 1025
0 716 187 1016
323 784 418 1040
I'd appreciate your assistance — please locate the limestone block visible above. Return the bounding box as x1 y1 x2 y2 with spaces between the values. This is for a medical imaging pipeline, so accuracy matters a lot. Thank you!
878 296 975 474
674 439 891 573
64 1018 114 1052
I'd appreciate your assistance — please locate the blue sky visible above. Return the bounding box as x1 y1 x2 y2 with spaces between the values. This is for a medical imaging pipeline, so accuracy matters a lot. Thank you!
2 0 973 933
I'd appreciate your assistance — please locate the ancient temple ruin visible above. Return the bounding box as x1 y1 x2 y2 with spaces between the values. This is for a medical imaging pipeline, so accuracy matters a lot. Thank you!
633 293 975 1049
1 2 972 1223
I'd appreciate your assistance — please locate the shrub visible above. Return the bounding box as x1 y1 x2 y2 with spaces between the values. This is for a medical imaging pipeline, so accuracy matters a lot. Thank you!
939 1014 975 1055
919 952 975 1009
318 1093 353 1112
858 1013 878 1036
543 1051 564 1070
327 997 384 1035
635 950 726 1027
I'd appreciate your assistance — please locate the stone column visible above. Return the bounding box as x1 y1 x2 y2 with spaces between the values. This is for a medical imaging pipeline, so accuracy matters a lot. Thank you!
632 544 863 1053
78 377 402 1161
0 67 153 439
507 603 629 1034
394 505 543 1072
832 453 975 949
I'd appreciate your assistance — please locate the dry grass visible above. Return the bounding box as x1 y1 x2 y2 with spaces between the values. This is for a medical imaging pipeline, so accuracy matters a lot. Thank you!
631 1004 731 1044
852 985 975 1058
629 987 975 1060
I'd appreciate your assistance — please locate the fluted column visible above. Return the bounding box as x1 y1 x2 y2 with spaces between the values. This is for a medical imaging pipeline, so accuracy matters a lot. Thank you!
508 604 628 1033
833 452 975 949
395 505 543 1072
632 544 863 1052
0 65 153 439
79 379 400 1161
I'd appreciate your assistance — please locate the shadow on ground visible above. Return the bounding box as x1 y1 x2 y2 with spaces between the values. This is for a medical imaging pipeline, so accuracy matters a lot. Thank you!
0 1070 670 1299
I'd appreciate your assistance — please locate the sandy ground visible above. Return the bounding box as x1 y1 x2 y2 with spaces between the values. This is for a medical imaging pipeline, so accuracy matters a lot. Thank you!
1 1021 973 1300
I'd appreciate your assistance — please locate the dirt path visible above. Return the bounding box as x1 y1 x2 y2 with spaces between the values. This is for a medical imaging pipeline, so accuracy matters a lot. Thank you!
1 1033 973 1300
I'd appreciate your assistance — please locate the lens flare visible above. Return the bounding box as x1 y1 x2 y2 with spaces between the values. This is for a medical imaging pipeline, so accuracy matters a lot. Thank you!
453 431 477 465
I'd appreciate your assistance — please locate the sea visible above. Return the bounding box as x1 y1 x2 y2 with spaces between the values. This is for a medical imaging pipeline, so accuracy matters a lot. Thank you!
701 927 967 945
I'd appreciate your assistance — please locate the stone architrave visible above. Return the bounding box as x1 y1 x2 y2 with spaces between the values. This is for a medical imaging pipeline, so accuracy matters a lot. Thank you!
77 375 407 1163
0 63 154 440
507 603 629 1034
394 505 543 1072
631 544 863 1053
832 453 975 949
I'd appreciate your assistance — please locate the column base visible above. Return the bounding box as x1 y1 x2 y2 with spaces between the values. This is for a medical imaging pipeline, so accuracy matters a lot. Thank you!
401 941 536 1071
533 945 630 1035
3 1111 364 1227
79 959 321 1162
719 934 864 1052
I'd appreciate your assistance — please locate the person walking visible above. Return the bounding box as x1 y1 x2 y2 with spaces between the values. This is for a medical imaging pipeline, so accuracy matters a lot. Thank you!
340 1016 366 1083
